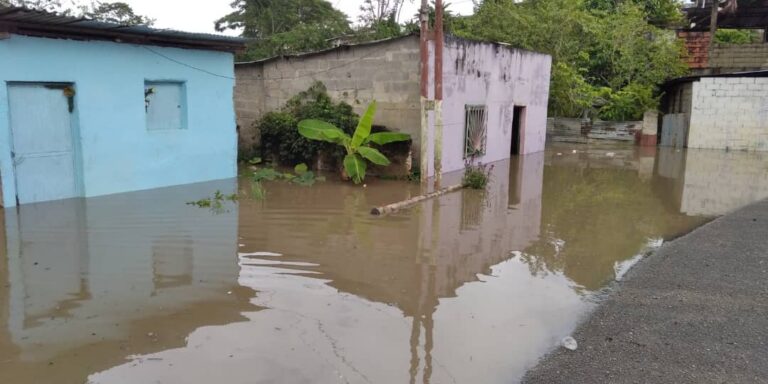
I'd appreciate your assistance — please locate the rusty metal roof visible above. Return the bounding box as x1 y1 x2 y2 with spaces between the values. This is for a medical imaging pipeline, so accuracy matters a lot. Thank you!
0 7 246 52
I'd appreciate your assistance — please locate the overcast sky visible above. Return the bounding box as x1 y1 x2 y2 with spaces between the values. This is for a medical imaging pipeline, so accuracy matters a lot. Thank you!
107 0 475 35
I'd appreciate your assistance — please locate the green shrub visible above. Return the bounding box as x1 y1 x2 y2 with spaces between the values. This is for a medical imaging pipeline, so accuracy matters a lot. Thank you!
463 163 492 189
715 29 760 45
256 82 358 166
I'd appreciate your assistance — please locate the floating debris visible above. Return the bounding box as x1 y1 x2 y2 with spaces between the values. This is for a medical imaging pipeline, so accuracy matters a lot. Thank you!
561 336 578 351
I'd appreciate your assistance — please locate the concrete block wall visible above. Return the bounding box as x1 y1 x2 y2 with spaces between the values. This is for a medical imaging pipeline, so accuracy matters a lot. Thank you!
688 77 768 151
234 36 422 154
709 43 768 72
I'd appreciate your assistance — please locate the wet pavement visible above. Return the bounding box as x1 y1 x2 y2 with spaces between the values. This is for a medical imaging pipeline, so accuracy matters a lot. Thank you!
524 198 768 384
1 144 767 383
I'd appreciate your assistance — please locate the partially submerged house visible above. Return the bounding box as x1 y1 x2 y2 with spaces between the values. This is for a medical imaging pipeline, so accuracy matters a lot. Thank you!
0 8 245 207
234 34 551 180
661 71 768 150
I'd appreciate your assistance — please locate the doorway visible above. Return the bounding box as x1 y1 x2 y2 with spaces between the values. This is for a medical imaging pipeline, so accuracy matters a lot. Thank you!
8 83 81 205
511 106 526 155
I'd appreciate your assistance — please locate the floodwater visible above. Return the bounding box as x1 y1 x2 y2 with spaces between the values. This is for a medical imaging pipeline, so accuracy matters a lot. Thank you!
1 144 767 383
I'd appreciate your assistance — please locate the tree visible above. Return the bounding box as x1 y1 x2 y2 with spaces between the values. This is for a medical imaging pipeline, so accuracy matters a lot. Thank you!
215 0 351 60
0 0 64 12
455 0 687 120
584 0 683 26
358 0 411 25
78 1 154 26
2 0 154 26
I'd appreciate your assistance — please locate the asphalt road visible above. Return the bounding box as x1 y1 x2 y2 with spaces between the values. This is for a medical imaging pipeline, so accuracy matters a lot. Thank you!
524 199 768 384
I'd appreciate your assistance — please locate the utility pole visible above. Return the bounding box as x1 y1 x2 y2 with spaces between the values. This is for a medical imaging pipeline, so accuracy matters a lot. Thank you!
434 0 444 189
419 0 429 184
709 0 719 51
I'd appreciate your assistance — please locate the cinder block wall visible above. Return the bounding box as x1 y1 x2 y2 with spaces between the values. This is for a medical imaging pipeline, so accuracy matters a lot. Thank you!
688 77 768 151
234 36 422 155
709 44 768 72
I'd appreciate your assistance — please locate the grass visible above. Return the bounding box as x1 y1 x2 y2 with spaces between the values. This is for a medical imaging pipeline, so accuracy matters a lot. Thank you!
462 163 492 189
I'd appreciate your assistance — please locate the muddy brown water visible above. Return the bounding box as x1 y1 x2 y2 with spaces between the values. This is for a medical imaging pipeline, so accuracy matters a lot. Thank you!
1 145 767 383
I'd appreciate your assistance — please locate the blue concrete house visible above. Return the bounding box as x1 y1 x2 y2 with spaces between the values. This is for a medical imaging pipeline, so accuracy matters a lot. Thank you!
0 8 245 207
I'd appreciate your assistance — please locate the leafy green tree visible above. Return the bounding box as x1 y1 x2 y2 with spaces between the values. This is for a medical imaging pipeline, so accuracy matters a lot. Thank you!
584 0 683 26
455 0 687 120
79 1 154 26
215 0 351 60
2 0 153 26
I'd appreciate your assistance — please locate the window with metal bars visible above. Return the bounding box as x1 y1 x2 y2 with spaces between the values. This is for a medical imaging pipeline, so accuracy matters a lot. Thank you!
464 105 488 158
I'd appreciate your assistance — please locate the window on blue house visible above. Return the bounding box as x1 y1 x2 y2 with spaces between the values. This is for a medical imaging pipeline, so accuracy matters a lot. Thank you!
145 81 186 131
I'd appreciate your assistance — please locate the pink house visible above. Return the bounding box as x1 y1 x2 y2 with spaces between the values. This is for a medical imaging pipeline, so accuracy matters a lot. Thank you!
424 36 552 179
234 34 551 181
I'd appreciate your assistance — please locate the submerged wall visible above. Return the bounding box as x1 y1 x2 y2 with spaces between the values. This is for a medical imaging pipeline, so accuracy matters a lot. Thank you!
431 36 551 176
687 77 768 151
234 36 422 156
0 35 237 207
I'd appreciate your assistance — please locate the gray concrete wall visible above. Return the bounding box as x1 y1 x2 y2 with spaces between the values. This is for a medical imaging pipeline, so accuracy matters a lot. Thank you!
234 35 422 154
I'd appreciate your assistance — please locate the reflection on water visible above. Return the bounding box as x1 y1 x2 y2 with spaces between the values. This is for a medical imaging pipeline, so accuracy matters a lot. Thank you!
0 181 253 383
1 144 766 383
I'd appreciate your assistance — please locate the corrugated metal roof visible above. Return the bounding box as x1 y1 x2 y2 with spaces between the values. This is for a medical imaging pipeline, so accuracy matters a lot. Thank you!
0 7 246 52
235 33 418 66
663 69 768 88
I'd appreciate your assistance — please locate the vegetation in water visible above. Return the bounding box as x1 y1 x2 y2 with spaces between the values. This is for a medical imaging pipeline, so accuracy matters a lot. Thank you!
187 190 238 212
298 101 411 184
251 163 326 188
257 82 359 166
251 181 267 200
462 162 493 190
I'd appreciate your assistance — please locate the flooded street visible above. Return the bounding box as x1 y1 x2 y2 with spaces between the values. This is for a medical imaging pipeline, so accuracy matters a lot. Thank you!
1 145 767 383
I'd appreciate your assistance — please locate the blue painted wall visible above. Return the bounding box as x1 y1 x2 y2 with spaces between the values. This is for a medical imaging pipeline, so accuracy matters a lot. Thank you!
0 35 237 207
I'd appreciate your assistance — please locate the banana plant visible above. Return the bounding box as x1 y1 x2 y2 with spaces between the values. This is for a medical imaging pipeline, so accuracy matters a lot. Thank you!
298 101 411 184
